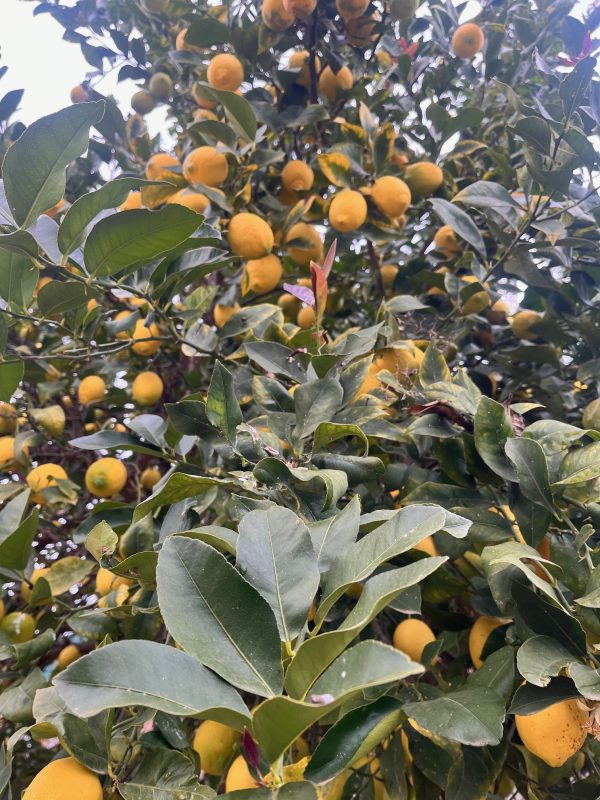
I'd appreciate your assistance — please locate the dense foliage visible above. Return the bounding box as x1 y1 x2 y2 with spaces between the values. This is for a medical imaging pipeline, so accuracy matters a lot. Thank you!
1 0 600 797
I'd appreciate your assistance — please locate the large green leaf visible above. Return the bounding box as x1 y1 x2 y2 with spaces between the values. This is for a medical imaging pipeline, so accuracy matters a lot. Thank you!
119 749 216 800
304 696 404 782
556 442 600 486
505 438 556 514
133 473 234 523
84 205 201 276
285 557 446 699
192 83 256 142
2 102 104 228
403 688 505 746
236 507 319 644
308 494 361 573
316 504 446 626
206 360 242 442
252 641 422 763
37 280 92 317
512 582 587 657
473 397 517 482
0 510 38 571
0 491 30 540
58 176 164 255
294 378 344 439
0 250 38 309
54 640 250 727
156 536 283 697
516 635 575 687
508 678 580 715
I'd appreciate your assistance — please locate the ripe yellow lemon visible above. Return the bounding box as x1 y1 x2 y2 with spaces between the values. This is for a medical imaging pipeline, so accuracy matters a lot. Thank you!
515 699 589 768
0 436 15 469
511 310 542 341
119 190 142 211
329 189 367 233
392 619 435 663
433 225 461 255
404 162 444 197
452 22 485 59
380 264 398 289
228 213 274 259
242 254 283 295
85 458 128 498
21 567 51 602
193 720 239 775
335 0 369 19
166 189 209 214
370 176 411 218
207 53 244 92
225 755 257 791
319 66 353 102
345 12 380 47
0 402 18 434
183 146 229 187
262 0 295 30
283 0 317 18
214 303 241 328
132 319 161 356
145 152 179 180
132 371 164 406
96 566 132 596
77 375 106 405
27 463 68 504
287 51 320 89
468 616 505 668
282 160 314 191
1 611 36 643
414 535 440 557
141 466 162 490
23 756 103 800
57 644 81 669
297 305 316 329
285 222 323 266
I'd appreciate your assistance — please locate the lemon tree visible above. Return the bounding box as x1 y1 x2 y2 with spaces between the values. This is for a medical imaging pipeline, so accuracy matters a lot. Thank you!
0 0 600 797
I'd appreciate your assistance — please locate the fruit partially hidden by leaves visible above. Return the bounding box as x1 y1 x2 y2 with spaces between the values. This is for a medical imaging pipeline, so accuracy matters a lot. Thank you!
262 0 295 30
183 146 229 187
26 463 68 504
242 254 283 295
297 305 316 329
141 466 162 490
283 0 317 19
23 756 103 800
319 66 354 103
145 152 179 180
433 224 461 256
0 402 18 435
57 644 81 670
85 457 128 498
285 222 324 266
225 755 257 791
515 699 589 767
214 303 241 328
452 22 485 59
96 566 132 596
228 213 274 259
30 405 66 438
149 72 173 100
468 616 505 668
393 618 435 663
404 162 444 197
511 309 542 341
1 611 35 643
0 436 15 469
131 319 161 356
131 90 156 115
193 720 239 775
166 188 209 214
287 51 320 89
380 264 399 289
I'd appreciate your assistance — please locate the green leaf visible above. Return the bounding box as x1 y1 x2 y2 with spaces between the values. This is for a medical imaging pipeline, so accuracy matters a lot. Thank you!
305 696 403 782
0 490 29 540
0 250 38 308
419 344 451 386
84 205 201 276
505 438 555 514
58 177 163 255
252 641 422 763
0 510 38 570
516 636 575 687
474 397 517 482
512 116 552 154
156 536 283 697
44 557 94 595
119 749 216 800
508 677 580 715
0 629 56 668
468 646 515 703
429 198 486 260
133 474 233 523
54 640 250 727
446 747 492 800
2 102 104 229
512 582 587 657
285 557 446 700
236 507 319 644
206 360 243 442
403 688 505 746
245 342 308 382
37 280 92 317
0 230 39 257
184 17 231 47
312 423 369 456
0 668 47 723
70 429 161 457
556 441 600 486
294 380 344 439
316 505 446 627
192 83 256 142
308 494 361 573
481 541 557 608
85 520 118 562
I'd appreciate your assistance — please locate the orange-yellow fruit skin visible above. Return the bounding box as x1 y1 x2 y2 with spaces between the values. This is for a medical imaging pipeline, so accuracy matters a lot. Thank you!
283 0 317 18
120 191 143 211
57 644 81 669
0 402 18 435
404 162 444 197
225 756 257 792
85 457 128 499
370 176 411 218
27 463 68 504
23 756 103 800
393 619 435 663
511 310 542 341
434 224 461 255
166 189 209 214
452 22 485 59
375 344 424 381
515 699 589 768
287 51 320 89
1 611 36 643
141 466 162 491
207 53 244 92
145 153 179 180
183 146 229 187
132 320 161 356
380 264 399 289
242 254 283 295
20 567 50 602
336 0 369 19
0 436 15 469
329 189 367 233
96 566 132 596
193 720 239 775
345 13 380 46
297 306 316 329
132 371 164 406
319 66 354 102
469 616 504 668
77 375 106 405
228 213 274 259
282 160 314 192
70 84 89 103
487 298 509 324
262 0 295 30
414 535 440 557
214 303 241 329
285 222 323 266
